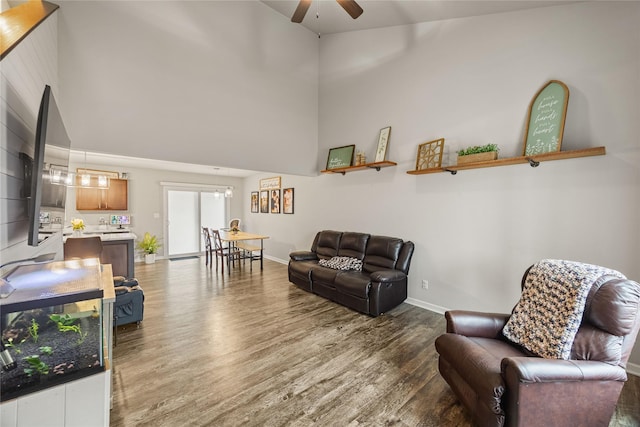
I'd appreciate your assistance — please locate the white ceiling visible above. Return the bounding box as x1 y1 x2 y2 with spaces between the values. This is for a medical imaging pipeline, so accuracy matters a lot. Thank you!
261 0 579 35
70 151 256 178
72 0 579 178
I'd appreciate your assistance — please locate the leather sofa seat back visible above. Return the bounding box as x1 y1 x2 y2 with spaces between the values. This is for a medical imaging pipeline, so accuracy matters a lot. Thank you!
572 277 640 366
362 235 403 273
313 230 342 260
337 232 370 259
396 241 415 275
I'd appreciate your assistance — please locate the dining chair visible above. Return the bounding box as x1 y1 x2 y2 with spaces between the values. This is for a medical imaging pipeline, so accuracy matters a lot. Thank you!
210 228 241 274
202 226 213 266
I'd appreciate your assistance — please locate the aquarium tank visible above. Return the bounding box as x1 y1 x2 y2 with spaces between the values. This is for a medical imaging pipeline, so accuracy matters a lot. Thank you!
0 258 105 401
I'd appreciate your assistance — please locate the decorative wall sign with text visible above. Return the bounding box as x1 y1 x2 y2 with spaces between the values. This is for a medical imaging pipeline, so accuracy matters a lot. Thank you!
523 80 569 156
326 145 355 170
260 176 281 190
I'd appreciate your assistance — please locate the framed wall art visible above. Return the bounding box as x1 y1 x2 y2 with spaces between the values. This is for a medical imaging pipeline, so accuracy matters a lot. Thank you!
326 145 355 170
260 190 269 213
251 191 259 213
415 138 445 170
270 189 281 214
375 126 391 162
283 188 294 214
523 80 569 156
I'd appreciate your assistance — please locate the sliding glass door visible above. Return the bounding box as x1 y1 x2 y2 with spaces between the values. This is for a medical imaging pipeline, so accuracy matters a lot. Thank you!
165 187 227 258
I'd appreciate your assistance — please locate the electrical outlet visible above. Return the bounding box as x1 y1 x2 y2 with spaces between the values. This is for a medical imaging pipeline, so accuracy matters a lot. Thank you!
421 279 429 290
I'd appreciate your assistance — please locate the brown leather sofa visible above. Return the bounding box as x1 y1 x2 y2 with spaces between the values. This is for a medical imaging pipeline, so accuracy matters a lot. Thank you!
435 264 640 427
288 230 414 316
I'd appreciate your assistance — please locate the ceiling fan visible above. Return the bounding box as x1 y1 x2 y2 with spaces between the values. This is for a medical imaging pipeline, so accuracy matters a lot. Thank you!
291 0 363 23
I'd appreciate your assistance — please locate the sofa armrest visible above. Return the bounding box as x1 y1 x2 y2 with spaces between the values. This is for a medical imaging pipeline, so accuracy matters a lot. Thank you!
501 357 627 384
501 357 627 426
445 310 511 337
368 270 408 316
370 269 406 283
289 251 318 262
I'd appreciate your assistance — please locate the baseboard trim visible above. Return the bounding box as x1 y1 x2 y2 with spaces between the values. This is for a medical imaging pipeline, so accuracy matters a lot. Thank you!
405 297 640 377
627 362 640 377
265 255 288 265
405 297 448 315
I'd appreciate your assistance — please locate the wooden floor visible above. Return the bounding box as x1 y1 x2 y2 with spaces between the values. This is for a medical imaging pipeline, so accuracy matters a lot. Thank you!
110 258 640 426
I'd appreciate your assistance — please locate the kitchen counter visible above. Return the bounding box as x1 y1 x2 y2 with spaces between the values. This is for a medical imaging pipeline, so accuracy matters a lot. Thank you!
62 232 137 242
61 229 137 278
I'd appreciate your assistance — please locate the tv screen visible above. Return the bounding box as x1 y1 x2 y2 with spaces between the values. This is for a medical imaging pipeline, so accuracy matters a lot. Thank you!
27 85 71 246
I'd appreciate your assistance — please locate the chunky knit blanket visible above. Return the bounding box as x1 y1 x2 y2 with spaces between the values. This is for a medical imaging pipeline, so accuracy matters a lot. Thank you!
502 259 626 360
318 256 363 271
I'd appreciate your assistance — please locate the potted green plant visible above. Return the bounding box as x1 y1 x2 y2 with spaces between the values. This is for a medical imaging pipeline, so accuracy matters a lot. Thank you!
137 232 161 264
457 143 499 165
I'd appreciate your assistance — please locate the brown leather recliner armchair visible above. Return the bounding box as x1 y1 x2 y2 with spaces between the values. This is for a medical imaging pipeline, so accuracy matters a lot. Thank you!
435 261 640 427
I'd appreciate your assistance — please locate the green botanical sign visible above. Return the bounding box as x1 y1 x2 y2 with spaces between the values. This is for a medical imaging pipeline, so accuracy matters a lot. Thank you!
523 81 569 156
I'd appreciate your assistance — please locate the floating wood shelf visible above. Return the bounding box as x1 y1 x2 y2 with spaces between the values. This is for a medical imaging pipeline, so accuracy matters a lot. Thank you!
321 160 397 175
406 147 606 175
0 1 59 61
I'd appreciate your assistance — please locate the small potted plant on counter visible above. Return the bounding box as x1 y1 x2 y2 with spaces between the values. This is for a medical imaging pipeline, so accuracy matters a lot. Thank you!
70 218 85 237
457 143 499 165
137 232 161 264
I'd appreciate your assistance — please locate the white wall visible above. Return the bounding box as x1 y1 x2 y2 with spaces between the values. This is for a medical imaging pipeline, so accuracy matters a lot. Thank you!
244 2 640 367
0 13 63 266
57 1 319 176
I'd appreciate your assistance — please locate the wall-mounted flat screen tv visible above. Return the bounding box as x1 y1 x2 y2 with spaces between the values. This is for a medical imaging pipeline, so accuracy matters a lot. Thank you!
27 85 71 246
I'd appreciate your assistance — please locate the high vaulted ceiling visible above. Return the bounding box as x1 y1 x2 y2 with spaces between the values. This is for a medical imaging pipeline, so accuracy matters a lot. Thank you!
261 0 578 35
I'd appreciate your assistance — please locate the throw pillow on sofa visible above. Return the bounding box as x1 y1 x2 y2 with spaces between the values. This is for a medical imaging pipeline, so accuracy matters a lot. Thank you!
319 256 363 271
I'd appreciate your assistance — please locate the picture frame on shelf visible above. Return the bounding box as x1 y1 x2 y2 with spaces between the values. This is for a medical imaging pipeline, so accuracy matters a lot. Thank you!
251 191 259 213
260 191 269 213
270 189 281 214
523 80 569 156
415 138 445 170
283 188 294 214
375 126 391 162
326 145 355 170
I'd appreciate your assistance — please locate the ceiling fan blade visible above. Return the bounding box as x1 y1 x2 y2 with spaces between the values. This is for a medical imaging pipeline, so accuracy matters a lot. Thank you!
291 0 312 23
336 0 363 19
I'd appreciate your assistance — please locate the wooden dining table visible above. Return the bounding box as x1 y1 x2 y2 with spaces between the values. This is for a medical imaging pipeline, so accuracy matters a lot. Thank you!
218 230 269 270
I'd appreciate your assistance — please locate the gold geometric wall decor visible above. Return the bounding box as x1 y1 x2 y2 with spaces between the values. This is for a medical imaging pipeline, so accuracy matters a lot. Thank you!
415 138 445 170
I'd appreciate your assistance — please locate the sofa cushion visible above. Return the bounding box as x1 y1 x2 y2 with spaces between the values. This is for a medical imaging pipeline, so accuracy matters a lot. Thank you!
334 271 371 298
319 256 363 271
337 232 369 259
362 235 403 273
311 265 340 285
289 259 318 277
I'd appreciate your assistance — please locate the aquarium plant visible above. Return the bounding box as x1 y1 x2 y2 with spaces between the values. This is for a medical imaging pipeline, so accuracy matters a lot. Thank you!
4 337 25 355
28 319 39 343
49 313 86 343
23 355 49 376
39 346 53 356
